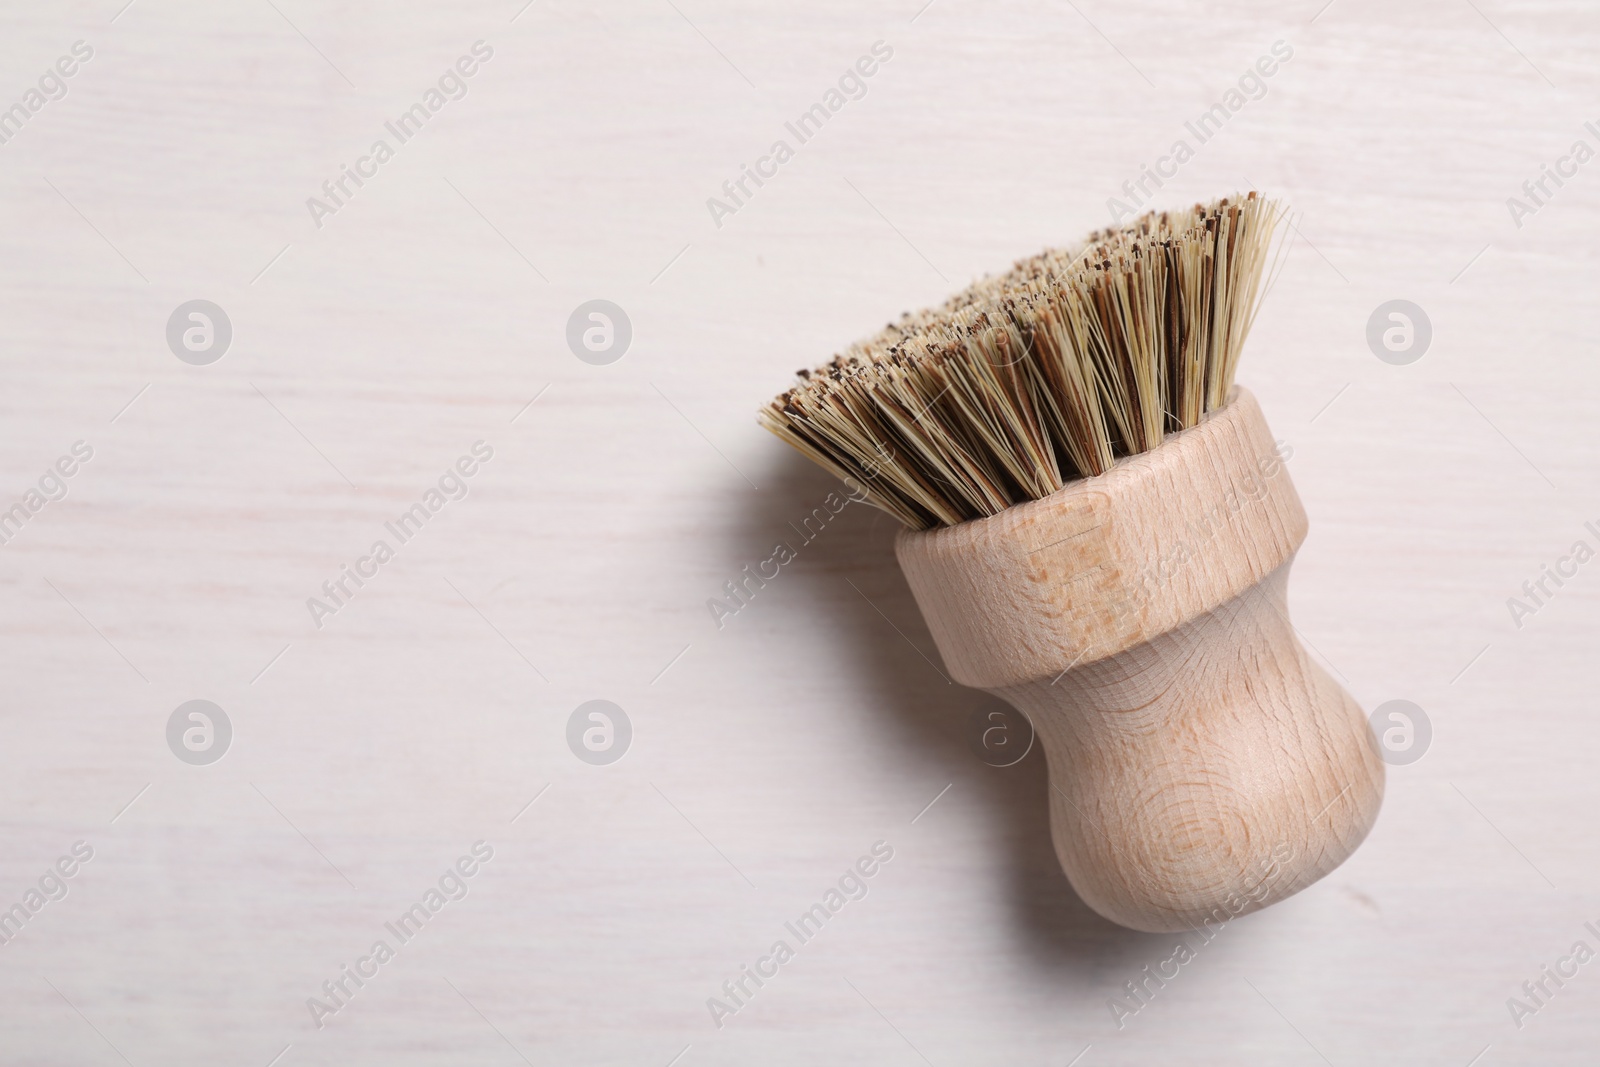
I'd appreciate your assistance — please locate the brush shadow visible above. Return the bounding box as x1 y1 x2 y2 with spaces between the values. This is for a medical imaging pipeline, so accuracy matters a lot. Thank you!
733 445 1163 975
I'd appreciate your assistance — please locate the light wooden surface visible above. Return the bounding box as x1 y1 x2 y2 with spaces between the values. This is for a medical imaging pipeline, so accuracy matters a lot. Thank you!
897 389 1385 932
1 0 1598 1064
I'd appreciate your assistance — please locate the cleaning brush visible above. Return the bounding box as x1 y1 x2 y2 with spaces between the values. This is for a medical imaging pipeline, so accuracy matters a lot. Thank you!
761 193 1384 933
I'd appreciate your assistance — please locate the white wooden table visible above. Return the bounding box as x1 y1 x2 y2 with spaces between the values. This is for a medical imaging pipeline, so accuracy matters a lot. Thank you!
1 0 1597 1063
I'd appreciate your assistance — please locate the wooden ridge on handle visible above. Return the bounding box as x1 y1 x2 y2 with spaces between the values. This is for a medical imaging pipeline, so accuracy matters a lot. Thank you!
894 388 1383 933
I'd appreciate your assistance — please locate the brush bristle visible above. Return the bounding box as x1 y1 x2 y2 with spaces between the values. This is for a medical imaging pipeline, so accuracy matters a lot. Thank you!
760 192 1288 530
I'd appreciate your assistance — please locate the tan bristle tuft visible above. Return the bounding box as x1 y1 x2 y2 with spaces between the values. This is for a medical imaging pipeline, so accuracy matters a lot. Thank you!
760 193 1289 530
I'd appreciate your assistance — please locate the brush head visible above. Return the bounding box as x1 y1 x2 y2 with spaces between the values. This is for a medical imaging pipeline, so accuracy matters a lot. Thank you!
760 193 1287 530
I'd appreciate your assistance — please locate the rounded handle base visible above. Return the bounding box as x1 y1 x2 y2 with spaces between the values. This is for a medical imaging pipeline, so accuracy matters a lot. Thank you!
1001 564 1383 932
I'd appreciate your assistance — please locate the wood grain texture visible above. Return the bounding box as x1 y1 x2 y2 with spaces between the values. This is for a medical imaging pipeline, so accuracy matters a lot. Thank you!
897 390 1384 931
1 1 1598 1062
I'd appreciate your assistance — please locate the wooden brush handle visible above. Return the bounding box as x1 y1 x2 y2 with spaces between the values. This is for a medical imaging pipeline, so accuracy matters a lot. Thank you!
895 388 1383 933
